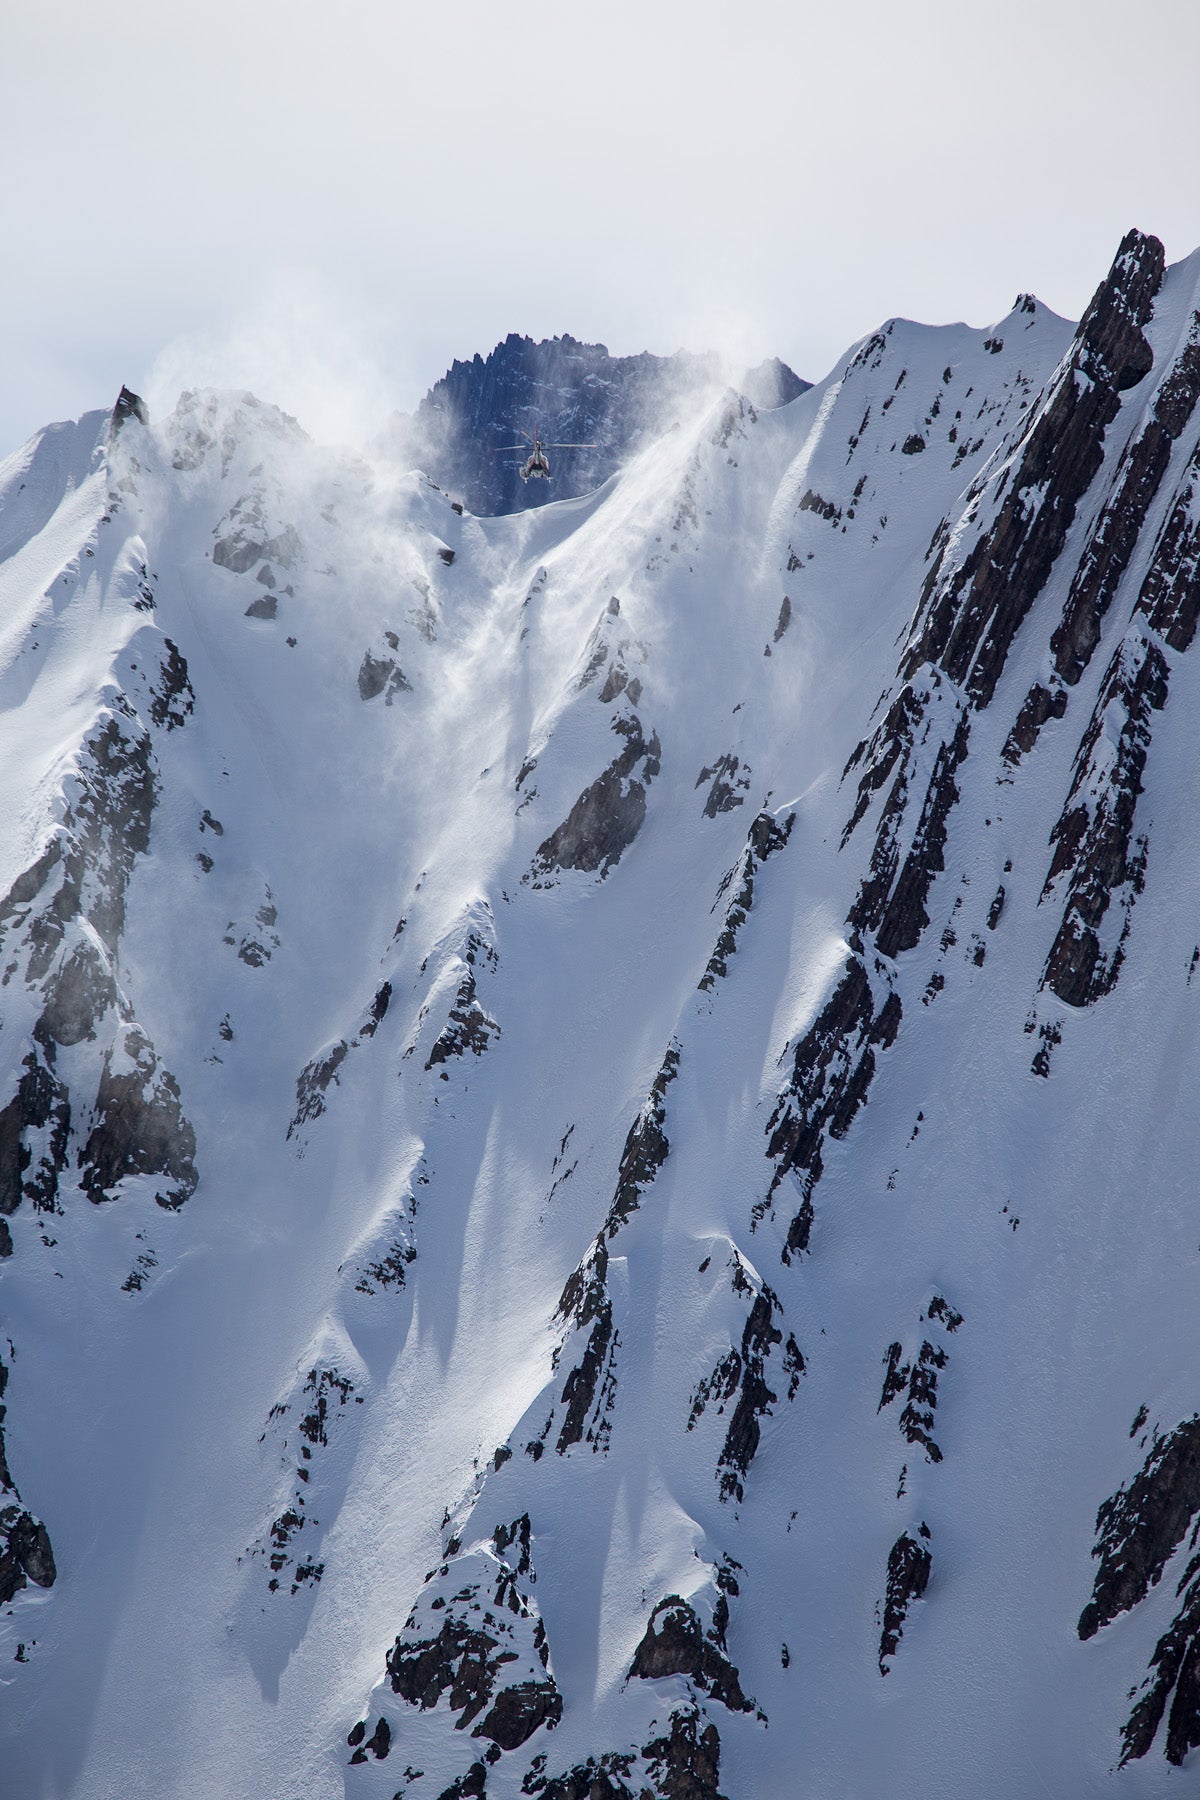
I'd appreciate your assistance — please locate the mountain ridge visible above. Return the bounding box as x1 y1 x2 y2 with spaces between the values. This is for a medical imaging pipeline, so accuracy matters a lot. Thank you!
2 231 1200 1796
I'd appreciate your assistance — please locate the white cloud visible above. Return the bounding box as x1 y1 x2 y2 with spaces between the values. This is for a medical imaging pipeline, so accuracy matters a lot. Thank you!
2 0 1199 451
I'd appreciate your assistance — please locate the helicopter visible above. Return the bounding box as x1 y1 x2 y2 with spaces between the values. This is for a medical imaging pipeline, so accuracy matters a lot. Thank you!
494 425 597 482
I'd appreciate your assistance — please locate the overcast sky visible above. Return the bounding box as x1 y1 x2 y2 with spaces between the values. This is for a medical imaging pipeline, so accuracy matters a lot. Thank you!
3 0 1199 454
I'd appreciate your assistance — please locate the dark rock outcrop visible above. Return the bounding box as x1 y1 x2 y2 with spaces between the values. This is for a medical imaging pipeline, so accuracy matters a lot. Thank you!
689 1256 803 1503
0 1047 71 1217
0 1504 57 1606
79 1026 198 1210
552 1240 617 1456
530 1753 639 1799
641 1709 725 1800
255 1365 360 1595
212 493 300 574
603 1041 679 1235
426 968 499 1070
1041 630 1166 1006
531 717 661 883
773 235 1169 1273
1042 426 1200 1008
289 983 392 1137
879 1526 932 1672
1079 1416 1200 1640
148 638 195 729
347 1714 391 1763
357 646 412 703
1135 436 1200 653
1051 310 1200 684
110 386 148 435
903 230 1164 707
877 1295 962 1464
695 754 749 818
1079 1417 1200 1765
849 704 970 959
699 812 793 994
1001 680 1067 765
549 1040 682 1456
880 1340 947 1463
379 1517 561 1753
629 1596 751 1713
384 333 808 517
1119 1561 1200 1767
765 955 901 1260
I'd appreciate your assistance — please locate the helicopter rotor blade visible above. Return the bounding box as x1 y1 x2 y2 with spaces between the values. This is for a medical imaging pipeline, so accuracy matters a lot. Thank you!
542 442 598 450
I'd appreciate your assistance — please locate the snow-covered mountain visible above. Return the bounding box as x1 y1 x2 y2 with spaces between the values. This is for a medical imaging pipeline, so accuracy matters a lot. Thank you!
3 229 1200 1798
379 334 808 516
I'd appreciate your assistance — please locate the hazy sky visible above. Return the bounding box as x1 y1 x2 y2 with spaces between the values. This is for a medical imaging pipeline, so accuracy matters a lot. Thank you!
3 0 1199 454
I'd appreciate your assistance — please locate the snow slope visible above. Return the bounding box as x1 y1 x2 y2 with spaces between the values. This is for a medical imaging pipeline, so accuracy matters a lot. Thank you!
2 232 1200 1798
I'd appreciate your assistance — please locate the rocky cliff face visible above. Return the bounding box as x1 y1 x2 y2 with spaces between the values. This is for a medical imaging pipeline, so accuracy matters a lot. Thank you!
4 234 1200 1797
381 335 809 516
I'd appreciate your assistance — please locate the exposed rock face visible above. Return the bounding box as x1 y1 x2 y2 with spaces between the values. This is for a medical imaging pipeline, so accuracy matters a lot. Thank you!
848 701 970 959
110 385 149 434
1080 1418 1200 1765
358 643 412 702
1002 679 1067 765
426 967 499 1070
0 637 201 1614
695 753 750 818
760 233 1172 1290
79 1025 198 1210
1079 1418 1200 1639
699 811 793 993
346 1714 391 1763
689 1254 803 1503
765 954 901 1260
250 1360 362 1596
288 981 391 1137
375 1515 561 1756
148 638 195 728
877 1295 962 1467
522 1708 728 1800
212 492 300 574
1050 310 1200 684
630 1595 752 1713
529 1753 640 1799
545 1039 681 1457
0 1504 57 1606
1040 630 1165 1006
641 1709 726 1800
551 1238 618 1455
604 1040 679 1235
1121 1572 1200 1768
879 1526 932 1672
0 1048 71 1216
903 229 1163 706
384 333 809 516
531 716 661 882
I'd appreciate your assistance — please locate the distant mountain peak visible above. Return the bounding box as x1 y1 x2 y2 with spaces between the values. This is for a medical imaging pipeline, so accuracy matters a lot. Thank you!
380 332 810 515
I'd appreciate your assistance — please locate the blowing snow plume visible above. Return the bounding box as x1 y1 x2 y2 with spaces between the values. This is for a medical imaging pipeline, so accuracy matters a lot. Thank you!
377 332 810 515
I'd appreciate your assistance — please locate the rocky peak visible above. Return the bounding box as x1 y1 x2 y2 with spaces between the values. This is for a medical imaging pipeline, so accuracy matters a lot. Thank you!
382 333 809 515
